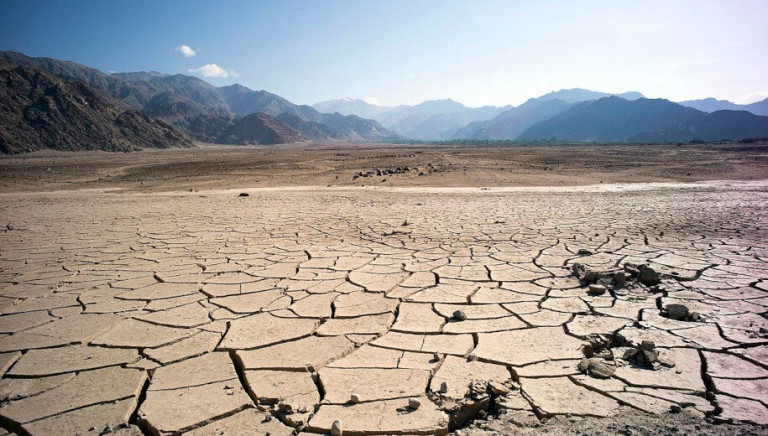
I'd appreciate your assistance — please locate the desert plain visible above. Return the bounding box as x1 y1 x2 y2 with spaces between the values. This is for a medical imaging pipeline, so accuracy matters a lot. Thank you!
0 143 767 436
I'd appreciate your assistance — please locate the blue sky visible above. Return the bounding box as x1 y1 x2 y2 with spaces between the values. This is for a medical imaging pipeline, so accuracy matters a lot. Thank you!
2 0 767 107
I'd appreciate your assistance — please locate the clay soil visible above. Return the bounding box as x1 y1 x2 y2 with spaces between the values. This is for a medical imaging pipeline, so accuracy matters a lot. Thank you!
1 142 767 193
0 142 767 436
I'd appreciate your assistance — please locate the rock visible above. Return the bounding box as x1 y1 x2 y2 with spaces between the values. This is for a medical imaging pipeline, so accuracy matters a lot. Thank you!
638 265 661 286
577 249 593 255
670 404 682 413
624 263 640 277
452 310 467 321
658 356 676 368
587 360 616 379
350 393 361 404
571 263 586 277
613 271 626 287
488 381 511 395
331 419 343 436
239 192 249 197
467 352 478 361
665 304 689 320
587 284 607 295
624 340 660 368
583 270 599 283
5 223 14 231
440 381 449 393
579 357 590 372
408 397 421 410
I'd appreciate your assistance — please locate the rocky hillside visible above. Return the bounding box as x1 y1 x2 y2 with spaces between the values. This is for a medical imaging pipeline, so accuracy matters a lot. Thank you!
0 51 396 143
518 97 768 142
453 89 644 140
0 63 190 154
215 113 303 145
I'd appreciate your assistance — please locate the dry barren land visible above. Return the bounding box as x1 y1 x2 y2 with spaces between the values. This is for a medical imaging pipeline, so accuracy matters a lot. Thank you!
0 144 767 436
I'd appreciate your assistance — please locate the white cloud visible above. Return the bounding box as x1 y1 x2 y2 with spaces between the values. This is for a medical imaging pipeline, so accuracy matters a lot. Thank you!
189 64 238 78
406 73 415 79
363 97 379 105
733 90 768 105
176 45 198 58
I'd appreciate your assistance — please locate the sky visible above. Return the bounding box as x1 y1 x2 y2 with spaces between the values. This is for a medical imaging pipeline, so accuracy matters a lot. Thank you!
2 0 767 107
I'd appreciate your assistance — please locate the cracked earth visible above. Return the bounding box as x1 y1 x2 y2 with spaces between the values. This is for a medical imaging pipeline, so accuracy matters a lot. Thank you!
0 180 767 435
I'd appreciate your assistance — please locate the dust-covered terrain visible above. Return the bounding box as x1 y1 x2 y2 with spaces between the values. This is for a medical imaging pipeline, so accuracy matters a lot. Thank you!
0 145 767 435
1 143 767 193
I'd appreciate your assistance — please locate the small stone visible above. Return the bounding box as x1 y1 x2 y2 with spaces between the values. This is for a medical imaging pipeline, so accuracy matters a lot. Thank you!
579 357 590 372
408 397 421 410
440 381 449 393
432 352 441 362
587 284 607 295
577 249 593 255
571 263 586 277
452 310 467 321
5 223 14 231
583 270 599 283
639 340 656 351
488 381 510 395
467 352 478 361
638 265 660 286
587 360 616 379
613 271 627 287
331 419 343 436
670 404 682 413
658 356 676 368
239 192 249 197
665 304 689 320
350 393 361 404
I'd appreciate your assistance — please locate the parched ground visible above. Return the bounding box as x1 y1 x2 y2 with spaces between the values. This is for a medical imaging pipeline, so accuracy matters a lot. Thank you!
0 145 767 435
1 143 767 193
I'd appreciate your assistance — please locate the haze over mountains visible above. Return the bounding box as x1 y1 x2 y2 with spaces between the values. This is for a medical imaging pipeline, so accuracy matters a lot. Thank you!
0 51 395 152
1 50 768 153
315 90 768 142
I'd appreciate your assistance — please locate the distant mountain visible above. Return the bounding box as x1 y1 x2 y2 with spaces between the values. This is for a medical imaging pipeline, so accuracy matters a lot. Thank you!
312 98 393 119
0 63 190 153
518 96 768 142
535 88 644 104
679 97 768 116
369 99 510 140
144 92 235 142
215 113 303 145
276 113 332 141
320 112 393 141
0 51 396 144
453 89 644 140
218 85 394 140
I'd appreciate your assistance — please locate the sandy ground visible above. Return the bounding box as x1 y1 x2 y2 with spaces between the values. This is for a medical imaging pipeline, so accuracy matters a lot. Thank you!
1 142 767 193
0 144 767 435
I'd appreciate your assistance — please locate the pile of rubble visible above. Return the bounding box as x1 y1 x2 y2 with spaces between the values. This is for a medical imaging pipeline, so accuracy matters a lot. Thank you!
571 262 664 293
622 340 676 369
352 163 444 179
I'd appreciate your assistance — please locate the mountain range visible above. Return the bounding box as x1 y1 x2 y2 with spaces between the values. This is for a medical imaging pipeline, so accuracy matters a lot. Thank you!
0 62 190 153
2 50 767 153
313 90 768 142
0 51 396 152
677 98 768 116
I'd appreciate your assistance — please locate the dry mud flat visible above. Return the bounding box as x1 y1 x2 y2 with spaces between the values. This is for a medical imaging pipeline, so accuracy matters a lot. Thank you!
0 180 766 435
